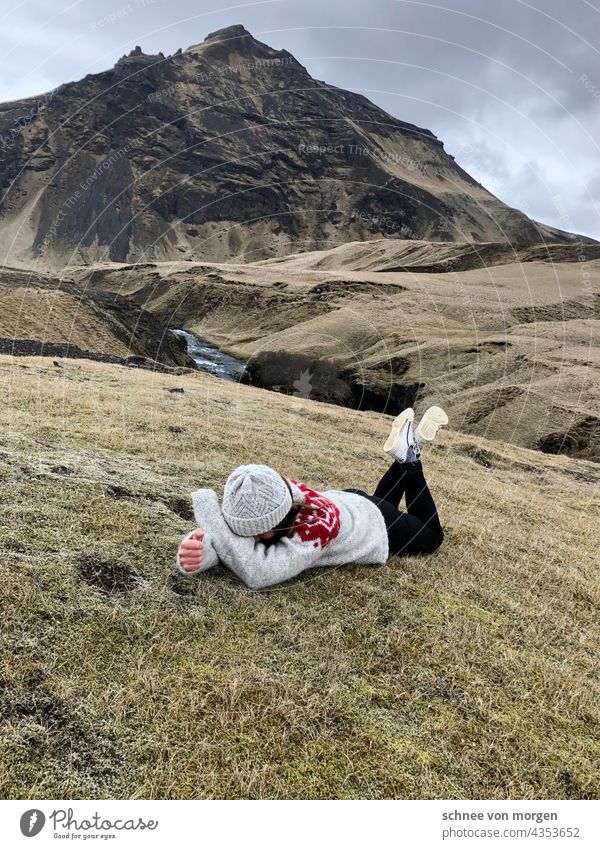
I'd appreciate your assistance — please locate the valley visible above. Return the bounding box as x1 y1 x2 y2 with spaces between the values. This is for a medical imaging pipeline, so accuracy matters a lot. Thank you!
64 239 600 460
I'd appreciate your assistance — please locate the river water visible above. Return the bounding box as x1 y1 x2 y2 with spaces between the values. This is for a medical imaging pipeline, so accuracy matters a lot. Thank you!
172 329 247 382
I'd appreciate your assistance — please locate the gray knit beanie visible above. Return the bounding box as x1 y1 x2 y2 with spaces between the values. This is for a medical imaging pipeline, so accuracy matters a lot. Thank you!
221 464 293 536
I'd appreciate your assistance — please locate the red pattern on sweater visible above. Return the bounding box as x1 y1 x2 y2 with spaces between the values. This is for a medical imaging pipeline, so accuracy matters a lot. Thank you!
288 480 341 549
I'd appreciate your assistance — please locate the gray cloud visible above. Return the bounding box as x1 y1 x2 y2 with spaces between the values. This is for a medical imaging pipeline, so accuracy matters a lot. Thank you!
0 0 597 238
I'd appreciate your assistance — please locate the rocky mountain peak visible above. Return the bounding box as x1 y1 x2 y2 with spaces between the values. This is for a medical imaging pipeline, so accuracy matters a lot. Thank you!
184 23 274 60
203 24 253 42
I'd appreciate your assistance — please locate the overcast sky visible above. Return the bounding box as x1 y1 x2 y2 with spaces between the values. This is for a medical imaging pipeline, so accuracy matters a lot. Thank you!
1 0 598 239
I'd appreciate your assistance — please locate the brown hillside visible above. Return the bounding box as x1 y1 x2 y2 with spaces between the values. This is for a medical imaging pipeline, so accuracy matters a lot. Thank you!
0 266 195 368
68 242 600 461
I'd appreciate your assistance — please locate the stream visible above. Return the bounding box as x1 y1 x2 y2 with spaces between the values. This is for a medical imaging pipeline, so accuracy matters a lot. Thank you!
172 329 247 382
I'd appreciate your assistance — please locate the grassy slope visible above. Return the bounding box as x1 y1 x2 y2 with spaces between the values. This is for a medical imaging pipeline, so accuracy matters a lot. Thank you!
0 267 194 367
1 354 599 799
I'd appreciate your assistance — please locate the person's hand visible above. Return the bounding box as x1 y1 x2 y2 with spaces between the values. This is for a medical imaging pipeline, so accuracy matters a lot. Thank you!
178 528 205 572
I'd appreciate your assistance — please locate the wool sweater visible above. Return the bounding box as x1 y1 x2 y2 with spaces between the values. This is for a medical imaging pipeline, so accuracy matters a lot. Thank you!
175 479 389 589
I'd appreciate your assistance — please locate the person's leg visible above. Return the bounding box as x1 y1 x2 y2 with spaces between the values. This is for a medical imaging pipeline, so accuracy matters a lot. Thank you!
372 496 443 556
372 460 408 508
367 404 446 555
401 458 443 539
362 458 443 555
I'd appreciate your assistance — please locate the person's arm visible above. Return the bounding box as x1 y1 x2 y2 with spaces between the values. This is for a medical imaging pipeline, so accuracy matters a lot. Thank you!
175 489 223 576
221 534 325 590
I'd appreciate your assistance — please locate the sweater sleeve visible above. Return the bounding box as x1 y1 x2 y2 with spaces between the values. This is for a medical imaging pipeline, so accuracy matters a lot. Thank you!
174 529 220 576
220 535 325 590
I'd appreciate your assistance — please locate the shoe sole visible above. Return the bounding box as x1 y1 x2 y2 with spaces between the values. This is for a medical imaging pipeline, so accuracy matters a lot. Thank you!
383 407 414 455
414 405 448 442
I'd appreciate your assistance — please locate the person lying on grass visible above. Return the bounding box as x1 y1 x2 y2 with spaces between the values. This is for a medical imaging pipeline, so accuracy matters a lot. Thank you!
176 406 448 590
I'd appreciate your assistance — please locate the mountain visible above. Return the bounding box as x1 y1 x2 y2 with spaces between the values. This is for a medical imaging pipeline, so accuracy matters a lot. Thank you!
0 24 595 269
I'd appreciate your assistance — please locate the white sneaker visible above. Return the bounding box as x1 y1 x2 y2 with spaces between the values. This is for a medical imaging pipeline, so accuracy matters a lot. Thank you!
383 407 420 463
414 405 448 445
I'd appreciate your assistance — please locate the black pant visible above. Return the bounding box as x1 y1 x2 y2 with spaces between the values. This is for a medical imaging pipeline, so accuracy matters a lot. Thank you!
343 458 444 556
